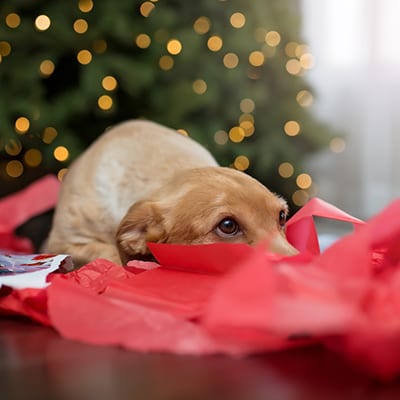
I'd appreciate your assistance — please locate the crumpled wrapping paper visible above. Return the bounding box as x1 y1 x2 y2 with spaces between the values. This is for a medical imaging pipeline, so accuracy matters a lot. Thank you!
1 176 400 380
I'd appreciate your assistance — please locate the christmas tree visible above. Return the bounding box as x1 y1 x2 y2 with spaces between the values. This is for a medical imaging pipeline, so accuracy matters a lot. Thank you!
0 0 335 210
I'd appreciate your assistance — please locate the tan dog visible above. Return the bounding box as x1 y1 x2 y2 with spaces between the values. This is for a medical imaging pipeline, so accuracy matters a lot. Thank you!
45 120 297 266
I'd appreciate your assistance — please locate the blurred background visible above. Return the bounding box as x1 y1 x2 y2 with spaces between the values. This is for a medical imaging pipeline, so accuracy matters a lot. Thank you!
0 0 398 223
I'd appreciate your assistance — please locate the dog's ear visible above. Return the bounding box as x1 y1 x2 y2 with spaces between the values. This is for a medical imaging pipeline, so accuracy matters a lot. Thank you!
116 200 168 265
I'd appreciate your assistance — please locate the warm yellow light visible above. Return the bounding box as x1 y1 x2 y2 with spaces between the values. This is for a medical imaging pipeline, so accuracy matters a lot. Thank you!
286 59 302 75
192 79 207 95
78 0 94 13
54 146 69 162
239 113 255 124
295 44 309 58
265 31 281 47
284 120 301 136
296 90 313 107
234 155 250 171
193 16 211 34
292 190 309 206
229 126 245 143
230 12 246 29
5 139 22 156
77 49 92 64
214 130 228 145
39 59 55 77
296 173 312 189
300 53 315 69
140 2 155 17
330 137 346 153
285 42 298 57
57 168 69 181
167 39 182 55
73 19 88 34
102 75 117 91
278 162 294 178
93 39 107 54
223 52 239 69
42 127 58 144
5 13 21 28
207 35 223 52
97 95 113 110
0 41 11 56
248 50 264 67
240 98 255 113
24 148 43 167
15 117 30 134
177 129 189 136
159 55 174 71
239 120 255 136
136 33 151 49
6 160 24 178
35 15 51 31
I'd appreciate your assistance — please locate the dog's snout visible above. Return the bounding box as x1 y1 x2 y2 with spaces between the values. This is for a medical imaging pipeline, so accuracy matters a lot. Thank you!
268 234 299 256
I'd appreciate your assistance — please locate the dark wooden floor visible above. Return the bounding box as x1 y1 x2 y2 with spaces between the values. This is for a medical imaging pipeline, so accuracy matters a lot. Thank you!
1 317 400 400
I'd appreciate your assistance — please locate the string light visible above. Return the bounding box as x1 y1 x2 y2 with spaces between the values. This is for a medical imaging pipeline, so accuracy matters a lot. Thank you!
284 120 301 136
39 59 55 77
6 160 23 178
15 117 30 134
140 2 155 17
214 130 228 145
230 12 246 29
5 13 21 28
102 75 117 91
192 79 207 95
136 33 151 49
296 90 313 107
166 39 182 55
5 139 22 156
285 42 298 57
97 95 113 110
24 148 43 167
240 98 255 113
193 16 211 34
296 173 312 189
57 168 68 181
73 19 88 34
299 53 315 69
90 40 106 54
248 50 264 67
234 155 250 171
239 113 254 124
35 15 51 31
229 126 245 143
159 55 174 70
278 162 294 178
0 41 11 56
265 31 281 47
330 137 346 153
177 129 189 136
223 52 239 69
42 127 58 144
239 120 255 136
292 190 309 206
207 36 223 52
78 0 94 13
77 49 92 64
295 44 309 58
53 146 69 162
286 59 301 75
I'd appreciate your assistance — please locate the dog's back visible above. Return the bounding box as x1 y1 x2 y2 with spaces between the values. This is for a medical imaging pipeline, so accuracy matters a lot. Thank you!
45 120 217 265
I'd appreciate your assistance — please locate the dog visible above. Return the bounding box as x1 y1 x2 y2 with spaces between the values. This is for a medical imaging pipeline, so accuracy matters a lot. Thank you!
45 120 298 266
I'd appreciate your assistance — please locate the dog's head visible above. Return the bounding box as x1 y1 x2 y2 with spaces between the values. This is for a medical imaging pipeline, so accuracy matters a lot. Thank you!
116 167 298 264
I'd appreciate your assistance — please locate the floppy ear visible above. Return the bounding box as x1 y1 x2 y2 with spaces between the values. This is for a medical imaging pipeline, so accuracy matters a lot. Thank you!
116 200 168 264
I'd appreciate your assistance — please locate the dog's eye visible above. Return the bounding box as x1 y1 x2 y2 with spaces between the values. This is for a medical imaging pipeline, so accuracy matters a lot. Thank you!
215 218 241 237
279 210 287 228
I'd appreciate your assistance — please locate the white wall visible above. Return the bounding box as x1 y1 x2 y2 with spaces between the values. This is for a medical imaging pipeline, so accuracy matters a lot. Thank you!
300 0 400 219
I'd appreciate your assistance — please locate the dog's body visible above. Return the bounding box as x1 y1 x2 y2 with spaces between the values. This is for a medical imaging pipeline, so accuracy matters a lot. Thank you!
45 120 297 266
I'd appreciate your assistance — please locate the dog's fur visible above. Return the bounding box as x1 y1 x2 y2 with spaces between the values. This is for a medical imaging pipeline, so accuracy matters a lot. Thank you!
45 120 297 266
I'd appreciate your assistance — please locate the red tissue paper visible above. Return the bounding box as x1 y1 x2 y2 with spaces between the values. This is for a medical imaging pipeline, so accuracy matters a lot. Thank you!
2 177 400 380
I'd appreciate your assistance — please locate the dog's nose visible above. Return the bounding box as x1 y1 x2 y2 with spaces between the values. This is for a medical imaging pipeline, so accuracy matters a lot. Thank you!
268 234 299 256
